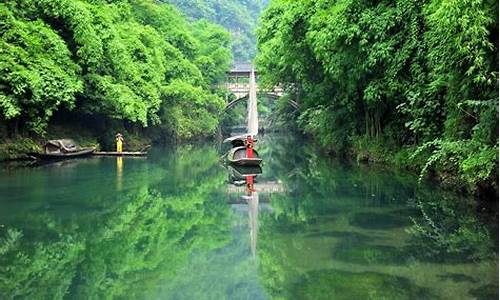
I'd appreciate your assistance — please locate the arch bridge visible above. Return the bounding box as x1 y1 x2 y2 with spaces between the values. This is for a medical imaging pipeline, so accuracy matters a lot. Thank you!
222 63 298 111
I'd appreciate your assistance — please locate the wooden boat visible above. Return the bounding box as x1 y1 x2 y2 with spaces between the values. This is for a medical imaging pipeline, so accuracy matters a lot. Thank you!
229 165 262 177
31 148 96 160
29 139 95 160
227 146 262 166
228 165 262 185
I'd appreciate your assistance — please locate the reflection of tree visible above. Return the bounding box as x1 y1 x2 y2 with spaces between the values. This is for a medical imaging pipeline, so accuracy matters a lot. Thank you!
256 136 497 299
260 134 416 226
75 185 230 299
407 190 496 262
0 146 232 298
158 204 268 300
0 227 83 299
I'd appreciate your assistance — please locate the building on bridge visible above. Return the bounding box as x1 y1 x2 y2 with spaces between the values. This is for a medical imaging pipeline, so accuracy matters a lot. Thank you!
223 62 284 101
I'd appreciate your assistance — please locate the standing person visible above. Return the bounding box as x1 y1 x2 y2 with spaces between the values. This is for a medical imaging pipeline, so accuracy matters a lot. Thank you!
116 133 124 153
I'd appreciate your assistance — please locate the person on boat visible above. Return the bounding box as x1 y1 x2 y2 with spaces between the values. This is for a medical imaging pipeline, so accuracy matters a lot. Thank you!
116 133 124 153
245 135 254 158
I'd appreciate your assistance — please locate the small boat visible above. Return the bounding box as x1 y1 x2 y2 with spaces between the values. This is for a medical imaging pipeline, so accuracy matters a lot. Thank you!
229 165 262 177
227 146 262 166
228 165 262 185
29 139 95 160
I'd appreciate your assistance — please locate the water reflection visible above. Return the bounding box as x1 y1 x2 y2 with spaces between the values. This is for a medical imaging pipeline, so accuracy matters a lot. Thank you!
248 191 259 258
0 135 496 299
225 158 263 258
255 135 498 300
116 156 123 191
0 147 232 299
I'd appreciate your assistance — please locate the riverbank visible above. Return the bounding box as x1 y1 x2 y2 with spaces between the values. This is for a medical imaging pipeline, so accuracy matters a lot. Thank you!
2 120 497 206
303 133 499 203
360 141 497 202
0 123 152 161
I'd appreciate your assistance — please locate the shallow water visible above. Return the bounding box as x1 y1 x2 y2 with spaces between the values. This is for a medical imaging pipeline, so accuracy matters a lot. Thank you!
0 134 497 299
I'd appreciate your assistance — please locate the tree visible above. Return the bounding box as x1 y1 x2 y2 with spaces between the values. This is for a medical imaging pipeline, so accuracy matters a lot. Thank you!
257 0 499 193
0 0 233 140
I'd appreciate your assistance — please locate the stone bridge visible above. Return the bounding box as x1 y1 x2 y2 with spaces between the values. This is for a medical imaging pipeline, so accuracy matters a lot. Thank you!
223 62 297 111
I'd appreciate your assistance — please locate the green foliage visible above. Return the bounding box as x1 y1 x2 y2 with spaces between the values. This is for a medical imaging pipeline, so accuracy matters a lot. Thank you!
411 139 499 188
407 192 495 261
166 0 267 61
352 135 396 163
0 4 83 134
160 79 224 139
1 0 232 141
257 0 499 192
0 137 40 160
191 20 232 84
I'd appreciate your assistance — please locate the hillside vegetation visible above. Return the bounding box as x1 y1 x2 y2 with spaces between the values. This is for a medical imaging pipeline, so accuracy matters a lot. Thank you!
166 0 267 61
0 0 232 150
257 0 499 195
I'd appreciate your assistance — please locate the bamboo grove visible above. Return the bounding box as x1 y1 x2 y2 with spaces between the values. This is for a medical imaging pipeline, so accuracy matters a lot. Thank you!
257 0 499 194
0 0 232 140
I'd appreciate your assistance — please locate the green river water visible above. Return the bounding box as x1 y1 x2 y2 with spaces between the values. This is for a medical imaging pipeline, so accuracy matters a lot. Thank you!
0 134 497 299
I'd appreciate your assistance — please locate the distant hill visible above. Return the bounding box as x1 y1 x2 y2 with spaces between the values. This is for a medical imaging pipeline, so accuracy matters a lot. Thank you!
165 0 267 62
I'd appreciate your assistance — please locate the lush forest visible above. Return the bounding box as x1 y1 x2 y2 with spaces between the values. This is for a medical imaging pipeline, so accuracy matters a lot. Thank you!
0 0 232 157
166 0 267 61
257 0 499 196
0 0 498 197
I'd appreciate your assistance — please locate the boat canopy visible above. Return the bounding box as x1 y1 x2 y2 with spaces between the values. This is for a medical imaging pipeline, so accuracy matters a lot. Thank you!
44 139 79 153
223 134 258 144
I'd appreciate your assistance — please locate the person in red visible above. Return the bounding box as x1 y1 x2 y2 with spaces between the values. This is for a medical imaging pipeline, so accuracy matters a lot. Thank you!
245 135 254 158
244 135 257 195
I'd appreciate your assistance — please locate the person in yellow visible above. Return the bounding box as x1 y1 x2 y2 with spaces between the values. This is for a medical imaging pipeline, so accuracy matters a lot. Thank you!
116 133 124 153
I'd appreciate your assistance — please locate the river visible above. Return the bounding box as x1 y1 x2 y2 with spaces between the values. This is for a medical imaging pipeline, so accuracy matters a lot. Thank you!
0 134 497 299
